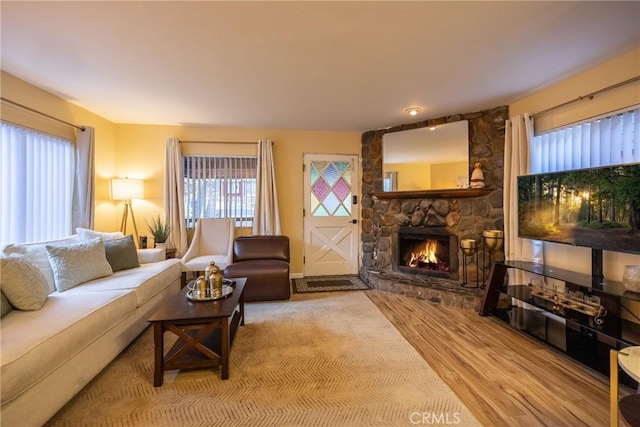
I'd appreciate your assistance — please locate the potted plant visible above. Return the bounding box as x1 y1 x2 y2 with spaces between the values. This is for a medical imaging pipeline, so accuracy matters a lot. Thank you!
147 216 170 248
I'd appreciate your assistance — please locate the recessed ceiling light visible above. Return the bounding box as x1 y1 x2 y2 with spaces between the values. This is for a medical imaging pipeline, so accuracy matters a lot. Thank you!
429 126 437 131
405 108 420 116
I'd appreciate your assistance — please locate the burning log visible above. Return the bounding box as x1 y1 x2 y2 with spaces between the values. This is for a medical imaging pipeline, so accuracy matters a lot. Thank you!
406 240 449 272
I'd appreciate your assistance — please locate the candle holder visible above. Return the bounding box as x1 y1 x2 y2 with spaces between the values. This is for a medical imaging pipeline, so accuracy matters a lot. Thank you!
481 230 504 288
460 239 479 288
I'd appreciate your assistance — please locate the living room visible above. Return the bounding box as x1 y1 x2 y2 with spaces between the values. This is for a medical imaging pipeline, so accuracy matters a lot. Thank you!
2 2 640 426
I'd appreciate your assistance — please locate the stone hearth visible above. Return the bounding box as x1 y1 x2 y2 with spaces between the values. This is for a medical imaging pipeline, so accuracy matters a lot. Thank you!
360 106 508 309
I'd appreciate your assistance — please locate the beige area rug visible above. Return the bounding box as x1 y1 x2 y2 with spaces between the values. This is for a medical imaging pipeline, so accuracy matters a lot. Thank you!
46 292 481 427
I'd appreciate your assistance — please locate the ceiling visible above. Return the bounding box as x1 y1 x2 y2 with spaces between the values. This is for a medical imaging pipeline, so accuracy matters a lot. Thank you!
1 1 639 132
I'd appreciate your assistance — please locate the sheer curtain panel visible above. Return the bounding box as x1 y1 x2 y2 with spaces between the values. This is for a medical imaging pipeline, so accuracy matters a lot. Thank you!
165 137 188 256
0 123 74 247
504 114 541 263
253 139 281 235
72 126 95 230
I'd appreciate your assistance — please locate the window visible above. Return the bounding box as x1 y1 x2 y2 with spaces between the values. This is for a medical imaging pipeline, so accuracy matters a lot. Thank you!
183 156 257 228
0 123 74 247
532 107 639 173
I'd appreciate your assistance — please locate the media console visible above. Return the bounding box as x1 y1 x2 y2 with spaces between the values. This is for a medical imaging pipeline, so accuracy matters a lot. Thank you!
480 261 640 387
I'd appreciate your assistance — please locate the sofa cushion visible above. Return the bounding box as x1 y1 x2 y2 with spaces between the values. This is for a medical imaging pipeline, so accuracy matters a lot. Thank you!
46 238 113 292
63 259 181 308
232 235 290 262
137 248 166 264
2 235 82 293
1 292 13 317
225 259 290 301
0 255 49 310
182 255 231 272
104 235 140 272
76 228 125 241
0 289 136 404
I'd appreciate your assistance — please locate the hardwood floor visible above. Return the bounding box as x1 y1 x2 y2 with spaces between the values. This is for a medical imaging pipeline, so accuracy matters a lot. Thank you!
367 290 626 427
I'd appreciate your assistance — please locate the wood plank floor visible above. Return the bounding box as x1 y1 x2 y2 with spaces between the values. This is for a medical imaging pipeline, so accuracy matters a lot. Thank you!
367 290 625 427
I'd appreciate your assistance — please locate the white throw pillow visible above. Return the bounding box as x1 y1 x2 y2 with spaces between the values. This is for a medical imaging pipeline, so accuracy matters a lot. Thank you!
46 237 113 292
2 235 82 293
0 255 50 310
76 228 125 242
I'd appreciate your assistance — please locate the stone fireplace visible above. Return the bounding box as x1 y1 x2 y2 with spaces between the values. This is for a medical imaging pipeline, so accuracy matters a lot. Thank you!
393 226 458 280
360 106 508 310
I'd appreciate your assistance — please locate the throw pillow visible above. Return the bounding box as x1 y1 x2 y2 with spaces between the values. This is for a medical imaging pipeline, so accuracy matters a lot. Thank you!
76 228 125 242
0 255 49 310
104 235 140 272
1 291 14 317
2 235 82 293
46 237 113 292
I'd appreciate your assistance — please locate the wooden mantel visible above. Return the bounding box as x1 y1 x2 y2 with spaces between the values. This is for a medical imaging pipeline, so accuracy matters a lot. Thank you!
370 188 494 200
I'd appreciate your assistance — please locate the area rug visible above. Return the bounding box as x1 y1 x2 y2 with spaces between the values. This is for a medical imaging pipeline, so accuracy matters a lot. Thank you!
292 275 370 293
45 292 480 427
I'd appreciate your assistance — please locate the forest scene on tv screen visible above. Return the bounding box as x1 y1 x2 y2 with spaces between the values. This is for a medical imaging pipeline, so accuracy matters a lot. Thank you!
518 163 640 253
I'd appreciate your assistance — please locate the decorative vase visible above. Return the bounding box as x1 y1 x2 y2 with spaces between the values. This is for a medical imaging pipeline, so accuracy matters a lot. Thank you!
460 239 477 256
483 230 504 251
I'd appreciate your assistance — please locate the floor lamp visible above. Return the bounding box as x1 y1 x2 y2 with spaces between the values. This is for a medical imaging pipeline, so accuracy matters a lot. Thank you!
111 178 144 247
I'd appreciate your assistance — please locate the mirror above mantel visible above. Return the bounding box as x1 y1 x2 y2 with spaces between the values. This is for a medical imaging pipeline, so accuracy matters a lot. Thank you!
382 120 469 191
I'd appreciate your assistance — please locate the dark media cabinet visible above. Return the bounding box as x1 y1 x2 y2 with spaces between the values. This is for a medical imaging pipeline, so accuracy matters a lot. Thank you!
480 260 640 387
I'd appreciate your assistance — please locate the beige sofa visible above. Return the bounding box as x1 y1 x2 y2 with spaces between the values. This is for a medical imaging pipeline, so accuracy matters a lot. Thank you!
0 234 181 426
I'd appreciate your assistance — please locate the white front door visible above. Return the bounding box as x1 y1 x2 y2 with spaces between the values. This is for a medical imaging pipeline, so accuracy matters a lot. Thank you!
303 154 359 277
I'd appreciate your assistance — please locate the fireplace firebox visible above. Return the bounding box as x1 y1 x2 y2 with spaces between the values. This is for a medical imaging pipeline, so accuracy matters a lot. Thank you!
392 227 459 280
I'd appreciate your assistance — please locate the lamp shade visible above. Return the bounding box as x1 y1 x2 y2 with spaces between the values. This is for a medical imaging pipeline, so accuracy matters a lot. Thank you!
111 178 144 200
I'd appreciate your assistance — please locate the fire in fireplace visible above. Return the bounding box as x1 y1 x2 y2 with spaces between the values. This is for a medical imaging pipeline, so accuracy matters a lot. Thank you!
406 239 449 271
392 227 459 280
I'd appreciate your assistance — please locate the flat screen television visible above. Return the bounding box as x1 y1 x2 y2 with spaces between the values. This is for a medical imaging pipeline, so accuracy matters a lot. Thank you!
517 163 640 254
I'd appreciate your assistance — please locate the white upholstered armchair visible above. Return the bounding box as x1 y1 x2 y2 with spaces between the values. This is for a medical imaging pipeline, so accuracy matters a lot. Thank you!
180 218 235 286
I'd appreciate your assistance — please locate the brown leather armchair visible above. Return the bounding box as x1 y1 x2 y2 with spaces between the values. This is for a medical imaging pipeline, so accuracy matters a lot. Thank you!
224 235 290 302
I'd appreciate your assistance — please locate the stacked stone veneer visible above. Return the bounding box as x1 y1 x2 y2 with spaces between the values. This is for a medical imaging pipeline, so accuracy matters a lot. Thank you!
360 106 508 310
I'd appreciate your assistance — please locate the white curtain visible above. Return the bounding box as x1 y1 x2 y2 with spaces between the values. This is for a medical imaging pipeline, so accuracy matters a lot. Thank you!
72 126 95 230
504 114 541 262
532 107 639 173
252 139 281 235
165 137 188 256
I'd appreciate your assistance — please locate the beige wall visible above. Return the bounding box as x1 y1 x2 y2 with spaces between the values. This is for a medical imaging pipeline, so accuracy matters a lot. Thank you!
115 124 361 275
508 46 640 281
511 47 640 133
1 71 120 232
1 72 361 276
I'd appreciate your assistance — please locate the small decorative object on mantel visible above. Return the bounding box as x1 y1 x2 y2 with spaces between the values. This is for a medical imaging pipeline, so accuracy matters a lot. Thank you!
623 265 640 293
470 162 485 188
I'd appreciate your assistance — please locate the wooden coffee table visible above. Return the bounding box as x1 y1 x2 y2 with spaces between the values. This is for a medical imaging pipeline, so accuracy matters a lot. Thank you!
148 278 246 386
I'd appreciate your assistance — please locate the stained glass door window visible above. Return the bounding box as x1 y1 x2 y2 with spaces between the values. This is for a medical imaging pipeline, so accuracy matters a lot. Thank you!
309 160 353 217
